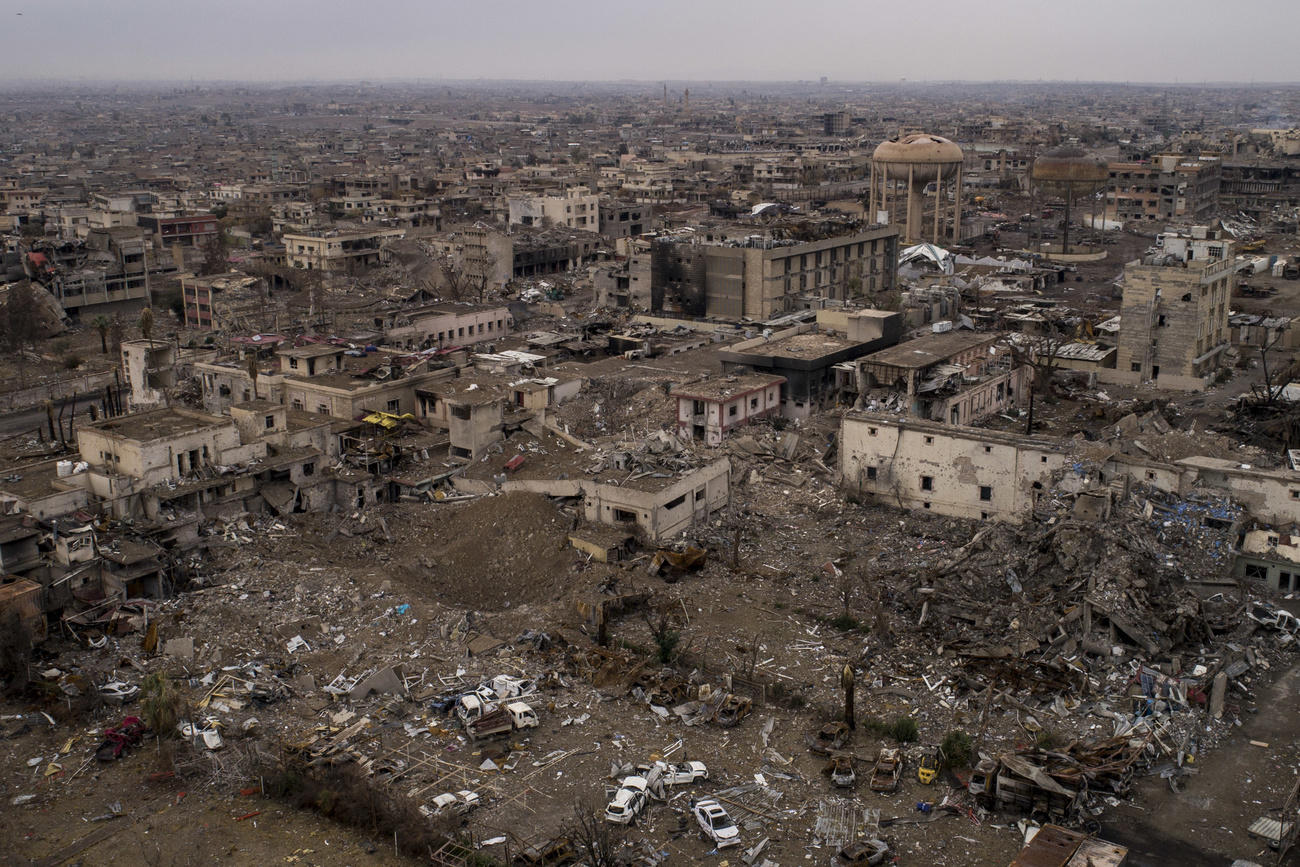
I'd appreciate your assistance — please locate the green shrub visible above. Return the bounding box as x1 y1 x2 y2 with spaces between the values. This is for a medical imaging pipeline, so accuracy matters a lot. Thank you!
653 628 680 663
830 613 860 632
940 729 973 768
888 717 919 743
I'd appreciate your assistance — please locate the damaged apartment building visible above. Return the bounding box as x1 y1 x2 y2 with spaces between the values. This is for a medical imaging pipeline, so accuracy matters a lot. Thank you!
635 224 900 318
719 308 902 418
836 329 1029 424
840 414 1300 534
1110 226 1234 391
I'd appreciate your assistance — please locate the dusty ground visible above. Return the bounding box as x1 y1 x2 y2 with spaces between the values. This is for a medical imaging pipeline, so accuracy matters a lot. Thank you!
4 458 1288 866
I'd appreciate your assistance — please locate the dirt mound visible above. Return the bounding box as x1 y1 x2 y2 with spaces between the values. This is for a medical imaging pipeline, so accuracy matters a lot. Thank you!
402 492 577 609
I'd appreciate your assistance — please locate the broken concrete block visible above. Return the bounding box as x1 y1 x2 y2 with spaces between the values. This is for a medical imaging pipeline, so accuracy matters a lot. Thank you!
1209 671 1227 719
349 665 406 701
162 637 194 660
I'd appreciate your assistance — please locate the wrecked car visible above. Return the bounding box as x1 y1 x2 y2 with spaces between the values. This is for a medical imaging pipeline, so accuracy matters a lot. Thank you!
488 675 537 699
824 753 857 788
604 776 650 825
693 798 741 848
713 693 752 728
514 835 577 866
808 721 850 755
647 760 708 785
423 790 481 817
869 748 902 793
831 838 890 866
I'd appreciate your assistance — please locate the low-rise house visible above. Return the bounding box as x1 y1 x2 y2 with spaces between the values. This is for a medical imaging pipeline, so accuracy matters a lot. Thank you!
670 374 786 445
1235 528 1300 592
0 515 42 575
384 303 513 350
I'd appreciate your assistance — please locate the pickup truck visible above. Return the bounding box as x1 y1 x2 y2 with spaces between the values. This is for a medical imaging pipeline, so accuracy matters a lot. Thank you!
466 701 540 740
454 690 500 723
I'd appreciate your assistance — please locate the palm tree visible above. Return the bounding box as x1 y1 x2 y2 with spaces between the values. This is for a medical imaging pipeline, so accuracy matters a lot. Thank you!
91 315 110 354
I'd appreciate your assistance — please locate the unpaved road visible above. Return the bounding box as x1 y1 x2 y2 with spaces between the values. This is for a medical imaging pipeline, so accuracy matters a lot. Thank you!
1105 660 1300 866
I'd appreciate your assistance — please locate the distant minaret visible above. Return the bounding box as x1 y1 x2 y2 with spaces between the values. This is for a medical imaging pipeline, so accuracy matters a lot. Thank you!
663 83 668 109
683 88 690 113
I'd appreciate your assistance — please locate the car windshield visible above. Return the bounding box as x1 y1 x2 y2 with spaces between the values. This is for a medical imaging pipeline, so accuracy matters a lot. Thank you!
711 814 734 830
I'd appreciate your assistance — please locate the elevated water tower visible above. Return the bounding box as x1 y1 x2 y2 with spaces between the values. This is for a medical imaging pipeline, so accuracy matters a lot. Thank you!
869 133 964 245
1029 146 1109 256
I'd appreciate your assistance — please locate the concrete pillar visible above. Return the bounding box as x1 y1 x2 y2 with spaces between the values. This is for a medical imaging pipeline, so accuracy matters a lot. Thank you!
1209 671 1227 719
906 164 919 243
953 165 963 246
869 162 877 223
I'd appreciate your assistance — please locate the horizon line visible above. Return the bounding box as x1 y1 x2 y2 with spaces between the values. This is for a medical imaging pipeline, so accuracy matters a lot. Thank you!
1 76 1298 89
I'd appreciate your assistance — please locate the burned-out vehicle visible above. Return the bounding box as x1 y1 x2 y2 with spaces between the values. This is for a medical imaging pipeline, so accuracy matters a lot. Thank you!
824 752 857 788
869 748 902 793
807 721 850 756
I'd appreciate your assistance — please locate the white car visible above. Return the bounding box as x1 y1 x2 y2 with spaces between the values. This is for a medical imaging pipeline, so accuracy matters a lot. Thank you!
604 776 650 825
98 681 139 704
423 790 480 817
650 760 708 785
489 675 537 700
693 798 741 848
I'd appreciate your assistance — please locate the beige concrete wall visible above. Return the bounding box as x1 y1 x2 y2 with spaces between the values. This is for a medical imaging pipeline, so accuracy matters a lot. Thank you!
841 415 1069 522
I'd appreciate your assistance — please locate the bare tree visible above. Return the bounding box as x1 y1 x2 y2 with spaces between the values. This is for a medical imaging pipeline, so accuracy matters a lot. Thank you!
570 799 623 867
1 282 41 387
1253 327 1296 407
996 311 1073 393
470 250 498 303
436 253 470 302
198 232 227 276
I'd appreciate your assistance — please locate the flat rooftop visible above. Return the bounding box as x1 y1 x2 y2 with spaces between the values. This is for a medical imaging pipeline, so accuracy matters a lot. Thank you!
279 344 346 359
761 330 857 360
87 408 228 442
860 331 997 370
670 374 785 402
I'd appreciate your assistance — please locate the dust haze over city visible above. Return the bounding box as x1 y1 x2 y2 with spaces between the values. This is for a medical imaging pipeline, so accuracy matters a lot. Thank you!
3 1 1300 865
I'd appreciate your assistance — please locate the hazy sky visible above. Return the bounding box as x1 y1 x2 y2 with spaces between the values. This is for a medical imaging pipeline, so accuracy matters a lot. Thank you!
1 0 1296 84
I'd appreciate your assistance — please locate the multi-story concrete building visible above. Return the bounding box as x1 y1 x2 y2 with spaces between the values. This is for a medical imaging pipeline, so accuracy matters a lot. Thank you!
598 201 651 239
1111 227 1233 390
648 225 900 319
282 227 406 271
720 311 902 418
838 330 1029 425
1106 153 1221 224
46 226 154 319
136 214 220 249
508 187 600 231
181 272 267 331
121 339 177 411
